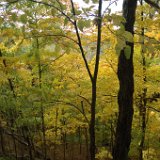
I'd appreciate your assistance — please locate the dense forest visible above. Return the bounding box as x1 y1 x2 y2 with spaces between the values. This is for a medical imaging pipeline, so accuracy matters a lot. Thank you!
0 0 160 160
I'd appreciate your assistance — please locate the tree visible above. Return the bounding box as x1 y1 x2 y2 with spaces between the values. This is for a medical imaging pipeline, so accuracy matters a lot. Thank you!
1 0 103 159
113 0 160 159
113 1 137 160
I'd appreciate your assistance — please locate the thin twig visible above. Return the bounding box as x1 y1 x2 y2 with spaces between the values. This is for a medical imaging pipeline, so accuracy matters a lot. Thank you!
54 100 89 124
78 95 91 106
147 106 160 113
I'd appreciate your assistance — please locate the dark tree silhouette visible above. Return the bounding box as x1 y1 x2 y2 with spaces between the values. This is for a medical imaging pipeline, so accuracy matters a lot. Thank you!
113 0 160 159
113 1 137 160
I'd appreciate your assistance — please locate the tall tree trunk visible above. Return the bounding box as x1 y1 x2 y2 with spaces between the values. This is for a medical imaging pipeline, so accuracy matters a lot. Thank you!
89 1 102 159
138 1 147 159
113 1 137 160
70 0 102 158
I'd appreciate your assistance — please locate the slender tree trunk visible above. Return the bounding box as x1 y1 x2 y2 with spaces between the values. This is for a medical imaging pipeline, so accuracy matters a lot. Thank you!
138 1 147 159
89 1 102 160
70 0 102 159
113 1 137 160
89 82 96 160
138 89 147 160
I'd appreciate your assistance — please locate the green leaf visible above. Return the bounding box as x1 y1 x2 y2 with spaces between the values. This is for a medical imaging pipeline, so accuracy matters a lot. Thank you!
111 14 125 26
61 3 67 10
77 19 85 32
64 18 69 26
77 19 91 32
115 38 126 55
124 45 131 59
124 31 133 43
75 9 82 15
85 20 91 28
115 25 125 35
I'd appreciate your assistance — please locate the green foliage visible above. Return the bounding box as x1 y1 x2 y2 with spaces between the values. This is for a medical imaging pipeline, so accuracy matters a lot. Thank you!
115 38 126 55
124 45 131 59
0 1 160 159
0 157 15 160
77 19 91 32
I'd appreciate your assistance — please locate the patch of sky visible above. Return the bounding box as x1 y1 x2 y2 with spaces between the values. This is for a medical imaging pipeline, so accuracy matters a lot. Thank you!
73 0 123 13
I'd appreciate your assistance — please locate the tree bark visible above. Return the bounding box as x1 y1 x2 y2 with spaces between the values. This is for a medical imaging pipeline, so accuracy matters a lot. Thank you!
138 89 147 160
89 0 102 160
113 1 137 160
138 1 147 159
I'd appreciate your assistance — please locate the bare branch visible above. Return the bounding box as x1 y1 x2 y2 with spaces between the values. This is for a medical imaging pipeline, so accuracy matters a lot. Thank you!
41 53 66 72
103 0 119 16
106 59 117 74
70 0 93 82
147 106 160 112
54 100 89 124
103 94 117 97
78 95 91 106
93 0 102 81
